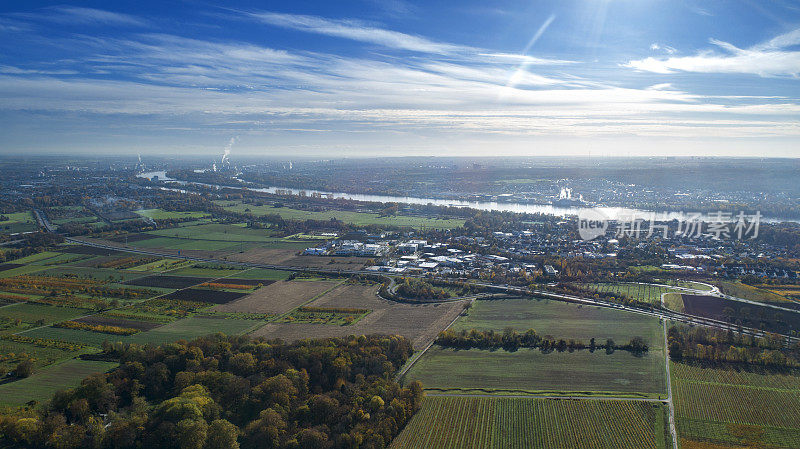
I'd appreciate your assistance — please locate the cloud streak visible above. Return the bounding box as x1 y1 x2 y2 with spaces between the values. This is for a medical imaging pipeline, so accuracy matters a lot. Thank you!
626 28 800 77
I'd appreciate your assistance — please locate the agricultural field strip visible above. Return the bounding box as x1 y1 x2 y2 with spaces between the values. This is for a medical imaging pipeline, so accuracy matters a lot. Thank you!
716 290 800 313
426 392 665 402
14 266 268 339
269 280 347 322
63 237 800 344
394 298 475 382
390 396 667 449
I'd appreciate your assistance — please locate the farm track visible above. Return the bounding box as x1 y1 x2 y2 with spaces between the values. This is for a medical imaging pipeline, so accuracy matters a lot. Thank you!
663 321 678 449
63 236 800 344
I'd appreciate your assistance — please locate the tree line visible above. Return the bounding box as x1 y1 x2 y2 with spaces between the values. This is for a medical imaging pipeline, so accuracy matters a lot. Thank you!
436 328 649 355
0 334 423 449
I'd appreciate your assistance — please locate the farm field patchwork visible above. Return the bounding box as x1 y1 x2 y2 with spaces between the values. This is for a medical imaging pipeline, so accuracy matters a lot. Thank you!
252 283 469 350
390 396 671 449
0 359 118 406
213 279 341 314
671 362 800 448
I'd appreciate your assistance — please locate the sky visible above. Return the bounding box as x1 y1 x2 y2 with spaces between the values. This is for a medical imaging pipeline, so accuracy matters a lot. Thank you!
0 0 799 158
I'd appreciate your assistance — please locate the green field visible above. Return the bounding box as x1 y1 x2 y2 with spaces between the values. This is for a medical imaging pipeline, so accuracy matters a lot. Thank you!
277 308 369 326
671 362 800 448
125 316 262 344
662 292 684 312
407 298 666 397
0 212 37 234
135 209 211 220
0 303 89 327
215 200 465 229
10 251 62 264
19 326 126 347
166 265 248 277
133 236 241 251
454 298 664 348
147 222 280 242
127 258 189 272
39 265 149 282
0 338 85 373
405 346 666 397
0 264 49 279
391 396 671 449
166 265 292 282
29 252 93 266
0 359 118 406
233 268 293 280
716 280 790 304
580 283 683 305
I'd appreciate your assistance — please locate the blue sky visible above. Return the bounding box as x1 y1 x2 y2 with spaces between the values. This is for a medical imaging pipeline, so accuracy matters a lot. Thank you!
1 0 799 157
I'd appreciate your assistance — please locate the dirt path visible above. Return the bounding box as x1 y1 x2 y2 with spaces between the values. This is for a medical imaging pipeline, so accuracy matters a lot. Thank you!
663 321 679 449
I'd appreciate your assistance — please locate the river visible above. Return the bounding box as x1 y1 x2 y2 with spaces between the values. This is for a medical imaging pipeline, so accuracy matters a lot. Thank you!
137 171 792 223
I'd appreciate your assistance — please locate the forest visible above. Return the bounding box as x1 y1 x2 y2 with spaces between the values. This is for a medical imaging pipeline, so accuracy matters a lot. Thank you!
0 334 423 449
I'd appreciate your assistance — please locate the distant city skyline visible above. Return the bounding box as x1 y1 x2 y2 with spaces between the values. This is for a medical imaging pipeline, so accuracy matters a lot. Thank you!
1 1 799 157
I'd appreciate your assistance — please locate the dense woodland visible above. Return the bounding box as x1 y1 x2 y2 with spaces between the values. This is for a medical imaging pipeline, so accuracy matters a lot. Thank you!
0 334 423 449
667 325 800 368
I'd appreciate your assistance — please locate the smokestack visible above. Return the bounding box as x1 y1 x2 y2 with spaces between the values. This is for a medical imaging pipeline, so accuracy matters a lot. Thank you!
221 136 237 167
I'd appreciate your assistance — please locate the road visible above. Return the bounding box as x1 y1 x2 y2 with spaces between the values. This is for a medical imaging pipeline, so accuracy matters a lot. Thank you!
63 235 800 344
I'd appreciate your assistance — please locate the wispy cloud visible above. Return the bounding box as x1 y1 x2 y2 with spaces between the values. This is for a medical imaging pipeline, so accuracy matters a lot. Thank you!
626 28 800 77
0 65 79 75
22 6 148 27
249 11 464 54
649 43 676 54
